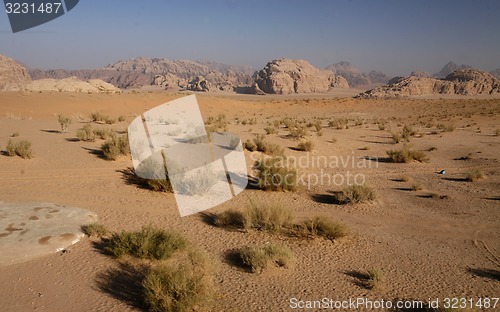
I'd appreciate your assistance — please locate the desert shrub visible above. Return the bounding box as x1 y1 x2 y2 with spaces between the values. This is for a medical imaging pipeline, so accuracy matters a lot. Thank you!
264 126 278 135
205 114 228 132
495 129 500 136
242 200 293 232
386 145 429 163
296 139 314 152
365 268 383 290
335 184 375 204
317 129 323 137
437 123 455 132
399 175 411 182
378 123 386 131
101 135 130 160
90 111 109 123
243 139 257 151
11 132 19 137
76 124 96 142
237 244 294 273
58 115 72 133
143 250 214 312
313 120 323 132
118 115 126 122
104 117 116 125
390 131 402 143
104 226 186 260
465 169 484 182
401 124 416 141
328 118 348 130
250 135 284 156
411 183 423 191
5 140 16 157
81 223 109 237
5 140 33 159
331 137 337 144
175 166 219 196
253 156 297 191
297 217 349 240
288 125 308 139
213 209 245 228
93 128 114 140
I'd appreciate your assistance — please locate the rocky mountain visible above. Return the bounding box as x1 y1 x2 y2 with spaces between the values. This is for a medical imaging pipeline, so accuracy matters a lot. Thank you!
434 61 472 78
357 69 500 98
325 61 388 87
30 57 255 91
0 54 31 91
24 77 120 93
254 58 348 94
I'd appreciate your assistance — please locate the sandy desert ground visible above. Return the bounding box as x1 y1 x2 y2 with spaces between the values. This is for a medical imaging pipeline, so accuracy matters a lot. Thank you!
0 91 499 311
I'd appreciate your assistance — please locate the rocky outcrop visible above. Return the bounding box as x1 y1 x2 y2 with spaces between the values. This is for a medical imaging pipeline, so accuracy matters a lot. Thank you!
434 61 472 78
254 58 348 94
0 54 31 91
31 57 255 91
356 69 500 98
325 61 388 87
410 71 432 78
186 76 215 92
23 77 120 93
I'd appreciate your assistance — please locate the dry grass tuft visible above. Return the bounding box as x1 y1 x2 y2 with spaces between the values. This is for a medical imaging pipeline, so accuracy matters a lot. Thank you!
335 184 375 204
296 139 314 151
253 156 297 192
104 226 187 260
296 217 350 240
237 244 294 273
386 144 429 163
81 223 109 238
5 140 33 159
465 169 484 182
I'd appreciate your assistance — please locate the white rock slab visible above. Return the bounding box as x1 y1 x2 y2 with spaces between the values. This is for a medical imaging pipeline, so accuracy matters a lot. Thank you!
0 202 97 266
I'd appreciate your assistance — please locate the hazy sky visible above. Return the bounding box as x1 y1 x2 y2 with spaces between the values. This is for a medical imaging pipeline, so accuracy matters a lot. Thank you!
0 0 499 76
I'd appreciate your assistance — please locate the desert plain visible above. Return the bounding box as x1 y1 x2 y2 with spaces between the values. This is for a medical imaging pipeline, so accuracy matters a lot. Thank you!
0 90 499 311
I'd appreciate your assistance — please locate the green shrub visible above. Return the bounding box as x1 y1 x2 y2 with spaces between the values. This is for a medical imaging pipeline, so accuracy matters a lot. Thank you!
242 200 293 232
237 244 294 273
143 250 214 312
104 226 187 260
335 184 375 204
253 157 297 191
5 140 33 159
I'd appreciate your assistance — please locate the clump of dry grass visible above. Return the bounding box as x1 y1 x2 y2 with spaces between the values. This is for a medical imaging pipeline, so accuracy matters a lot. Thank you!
335 184 375 204
253 156 297 192
242 200 293 232
5 140 33 159
264 126 278 135
101 135 130 160
296 139 314 151
104 225 187 260
411 183 423 191
244 135 284 156
328 118 348 130
296 217 349 240
437 123 455 132
288 125 308 139
365 268 383 290
143 250 215 312
76 124 97 142
205 113 229 132
390 131 402 143
237 244 294 273
399 175 411 182
465 169 484 182
386 144 429 163
81 223 109 238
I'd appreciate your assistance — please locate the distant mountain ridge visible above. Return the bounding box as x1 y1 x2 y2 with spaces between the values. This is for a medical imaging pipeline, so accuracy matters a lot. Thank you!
325 61 389 87
433 61 473 78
